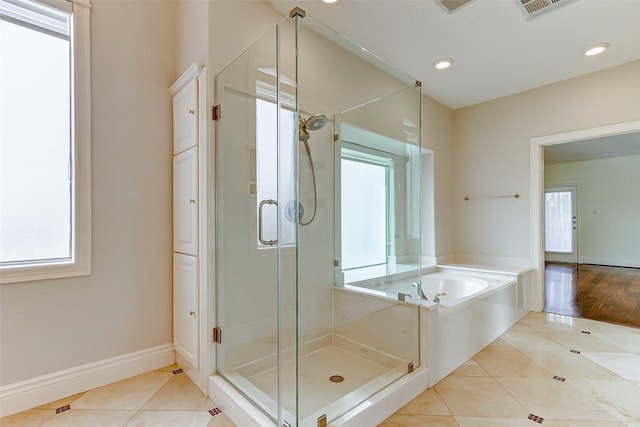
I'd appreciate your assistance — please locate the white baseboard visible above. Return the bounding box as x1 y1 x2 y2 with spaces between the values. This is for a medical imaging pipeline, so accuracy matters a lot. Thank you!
579 257 640 268
0 343 174 417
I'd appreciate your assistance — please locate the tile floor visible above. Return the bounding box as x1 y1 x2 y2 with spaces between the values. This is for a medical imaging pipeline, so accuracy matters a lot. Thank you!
0 366 235 427
380 311 640 426
3 311 640 426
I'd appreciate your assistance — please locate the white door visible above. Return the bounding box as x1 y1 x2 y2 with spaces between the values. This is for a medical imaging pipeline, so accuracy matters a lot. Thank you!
173 253 199 368
173 147 198 255
544 185 578 263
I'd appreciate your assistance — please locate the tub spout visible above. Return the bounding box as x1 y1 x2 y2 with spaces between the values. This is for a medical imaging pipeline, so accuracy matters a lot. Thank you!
411 282 428 301
433 292 447 303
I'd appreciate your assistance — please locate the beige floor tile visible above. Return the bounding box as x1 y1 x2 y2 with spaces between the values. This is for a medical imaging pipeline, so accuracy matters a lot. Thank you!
434 377 527 418
592 332 640 353
35 393 85 410
482 337 518 352
394 387 451 415
567 317 637 335
72 371 173 410
580 352 640 380
496 377 617 420
546 331 628 352
500 331 569 354
40 409 135 426
454 416 535 426
473 350 553 378
524 350 621 380
378 414 458 426
124 410 212 426
543 420 628 427
206 413 237 427
0 409 55 426
449 359 490 377
519 312 580 333
569 379 640 422
142 373 214 411
506 322 536 333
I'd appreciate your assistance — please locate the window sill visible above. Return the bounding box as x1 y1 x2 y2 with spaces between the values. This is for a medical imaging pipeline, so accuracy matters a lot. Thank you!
0 260 90 284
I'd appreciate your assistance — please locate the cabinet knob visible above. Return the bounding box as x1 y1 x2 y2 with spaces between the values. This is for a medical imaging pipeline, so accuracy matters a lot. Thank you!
189 311 195 316
189 199 196 204
188 109 195 115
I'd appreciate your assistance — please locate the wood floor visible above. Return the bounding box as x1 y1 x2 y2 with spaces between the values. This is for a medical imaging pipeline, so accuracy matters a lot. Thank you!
545 262 640 328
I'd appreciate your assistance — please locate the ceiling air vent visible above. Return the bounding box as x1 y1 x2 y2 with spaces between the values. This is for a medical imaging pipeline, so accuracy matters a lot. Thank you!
437 0 475 13
517 0 579 21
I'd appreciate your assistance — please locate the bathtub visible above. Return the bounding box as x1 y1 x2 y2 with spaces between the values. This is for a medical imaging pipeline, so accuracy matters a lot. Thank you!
344 266 531 388
356 271 490 306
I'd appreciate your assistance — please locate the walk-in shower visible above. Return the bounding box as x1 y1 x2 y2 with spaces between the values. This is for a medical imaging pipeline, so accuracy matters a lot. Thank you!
214 7 423 426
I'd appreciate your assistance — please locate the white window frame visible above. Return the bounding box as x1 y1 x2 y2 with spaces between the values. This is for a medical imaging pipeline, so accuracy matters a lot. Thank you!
0 0 91 284
340 146 394 271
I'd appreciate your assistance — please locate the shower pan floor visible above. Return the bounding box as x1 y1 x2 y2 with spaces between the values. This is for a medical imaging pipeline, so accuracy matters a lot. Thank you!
246 344 405 424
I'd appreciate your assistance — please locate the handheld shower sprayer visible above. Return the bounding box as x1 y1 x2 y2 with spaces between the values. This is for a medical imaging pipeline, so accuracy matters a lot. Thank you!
297 113 328 225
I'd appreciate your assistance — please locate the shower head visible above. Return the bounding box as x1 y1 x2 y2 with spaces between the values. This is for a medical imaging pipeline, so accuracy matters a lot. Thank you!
299 113 328 142
303 114 329 131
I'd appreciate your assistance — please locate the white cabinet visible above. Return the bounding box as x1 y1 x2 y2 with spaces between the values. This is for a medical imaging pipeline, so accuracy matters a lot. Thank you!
173 253 199 368
172 79 197 154
170 63 201 373
173 147 198 256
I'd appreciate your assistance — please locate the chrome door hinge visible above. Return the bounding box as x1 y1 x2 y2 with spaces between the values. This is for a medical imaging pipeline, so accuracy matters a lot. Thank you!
212 104 221 121
213 327 222 344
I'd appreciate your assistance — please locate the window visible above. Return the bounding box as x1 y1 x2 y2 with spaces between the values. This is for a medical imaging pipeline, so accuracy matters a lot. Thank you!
0 0 91 283
341 148 392 270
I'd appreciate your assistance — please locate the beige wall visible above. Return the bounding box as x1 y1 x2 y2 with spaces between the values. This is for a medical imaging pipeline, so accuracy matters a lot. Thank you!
176 0 208 74
422 95 455 257
0 0 177 385
453 60 640 262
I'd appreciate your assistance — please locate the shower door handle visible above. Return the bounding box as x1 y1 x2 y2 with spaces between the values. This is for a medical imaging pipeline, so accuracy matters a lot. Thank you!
258 199 278 246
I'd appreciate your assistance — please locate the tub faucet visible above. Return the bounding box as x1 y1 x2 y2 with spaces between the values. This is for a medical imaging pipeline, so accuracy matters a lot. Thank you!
433 292 447 303
411 282 428 301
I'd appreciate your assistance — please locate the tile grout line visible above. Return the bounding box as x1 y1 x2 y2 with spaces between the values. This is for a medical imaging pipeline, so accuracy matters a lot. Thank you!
121 368 177 426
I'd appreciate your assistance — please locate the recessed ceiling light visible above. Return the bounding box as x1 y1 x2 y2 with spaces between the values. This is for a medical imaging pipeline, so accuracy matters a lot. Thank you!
322 0 338 3
584 43 610 56
434 58 453 70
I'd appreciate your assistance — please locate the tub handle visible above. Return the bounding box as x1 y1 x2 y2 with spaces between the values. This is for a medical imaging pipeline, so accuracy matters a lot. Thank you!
397 292 412 302
259 199 278 246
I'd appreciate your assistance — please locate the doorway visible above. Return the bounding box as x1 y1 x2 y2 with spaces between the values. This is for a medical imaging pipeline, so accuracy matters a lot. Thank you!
530 120 640 316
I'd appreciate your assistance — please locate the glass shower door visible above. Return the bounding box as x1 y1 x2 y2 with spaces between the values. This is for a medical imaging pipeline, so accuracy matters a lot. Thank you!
215 26 282 422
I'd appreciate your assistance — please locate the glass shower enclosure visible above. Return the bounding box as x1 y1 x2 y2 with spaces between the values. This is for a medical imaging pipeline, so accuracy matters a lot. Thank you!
215 8 422 427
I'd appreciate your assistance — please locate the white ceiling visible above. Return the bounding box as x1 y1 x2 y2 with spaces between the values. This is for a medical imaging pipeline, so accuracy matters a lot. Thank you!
268 0 640 109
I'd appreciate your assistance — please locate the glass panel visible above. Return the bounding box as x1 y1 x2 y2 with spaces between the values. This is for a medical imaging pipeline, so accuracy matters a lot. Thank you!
297 14 422 424
545 191 573 253
215 26 281 423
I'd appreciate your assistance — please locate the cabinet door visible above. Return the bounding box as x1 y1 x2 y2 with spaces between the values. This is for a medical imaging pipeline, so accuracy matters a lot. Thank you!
173 147 198 255
173 253 198 369
173 79 197 154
